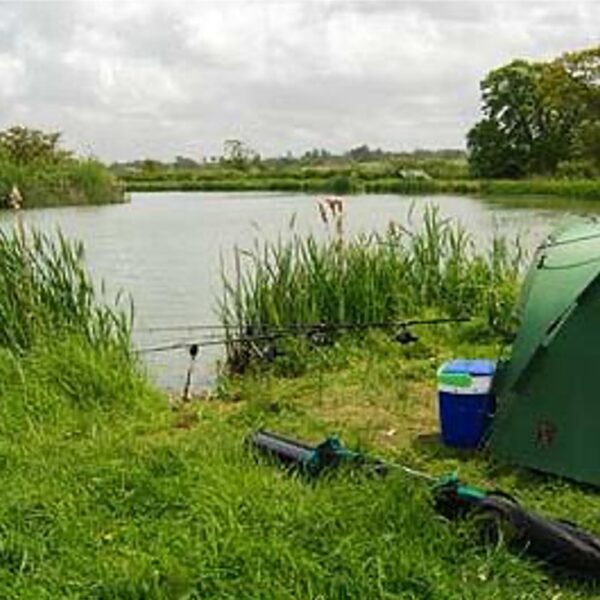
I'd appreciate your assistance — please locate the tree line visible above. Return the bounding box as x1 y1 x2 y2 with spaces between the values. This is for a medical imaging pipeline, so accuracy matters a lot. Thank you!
1 43 598 208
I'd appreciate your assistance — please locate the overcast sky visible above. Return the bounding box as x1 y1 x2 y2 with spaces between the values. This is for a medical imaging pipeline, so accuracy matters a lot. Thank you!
0 1 597 161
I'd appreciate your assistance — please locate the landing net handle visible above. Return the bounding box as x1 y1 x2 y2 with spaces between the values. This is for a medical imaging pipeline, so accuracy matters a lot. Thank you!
249 430 317 469
249 429 388 476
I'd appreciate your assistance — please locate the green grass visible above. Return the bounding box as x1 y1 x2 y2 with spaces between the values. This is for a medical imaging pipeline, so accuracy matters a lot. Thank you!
0 159 126 209
1 327 598 598
0 224 599 598
124 174 600 201
219 205 522 360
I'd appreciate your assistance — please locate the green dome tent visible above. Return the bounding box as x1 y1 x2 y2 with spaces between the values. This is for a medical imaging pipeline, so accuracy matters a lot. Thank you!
491 218 600 486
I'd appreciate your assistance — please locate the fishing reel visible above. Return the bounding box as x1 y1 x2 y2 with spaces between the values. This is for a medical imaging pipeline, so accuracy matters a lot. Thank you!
306 323 333 348
394 325 419 345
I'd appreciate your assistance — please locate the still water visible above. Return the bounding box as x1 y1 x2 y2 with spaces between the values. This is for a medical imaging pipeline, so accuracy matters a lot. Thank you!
0 192 595 389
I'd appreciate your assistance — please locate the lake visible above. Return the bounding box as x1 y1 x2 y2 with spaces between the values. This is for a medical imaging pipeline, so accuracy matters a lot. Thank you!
0 191 595 390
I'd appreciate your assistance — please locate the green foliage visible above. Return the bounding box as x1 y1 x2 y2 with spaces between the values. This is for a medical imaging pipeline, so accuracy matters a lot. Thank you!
571 120 600 168
0 226 131 354
556 159 600 179
329 175 354 194
0 126 71 166
467 45 600 178
0 125 125 209
219 205 523 363
467 119 524 178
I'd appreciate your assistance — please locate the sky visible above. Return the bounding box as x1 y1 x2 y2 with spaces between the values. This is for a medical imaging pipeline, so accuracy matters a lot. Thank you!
0 1 598 162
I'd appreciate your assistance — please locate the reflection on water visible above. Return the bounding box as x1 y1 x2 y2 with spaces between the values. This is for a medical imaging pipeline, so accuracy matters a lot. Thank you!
482 194 600 215
0 191 594 389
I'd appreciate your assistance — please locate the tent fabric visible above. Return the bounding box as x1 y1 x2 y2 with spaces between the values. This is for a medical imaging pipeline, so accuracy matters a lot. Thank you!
491 218 600 486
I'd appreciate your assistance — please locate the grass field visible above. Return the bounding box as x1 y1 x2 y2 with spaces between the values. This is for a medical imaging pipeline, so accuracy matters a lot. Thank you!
1 223 599 598
3 327 599 599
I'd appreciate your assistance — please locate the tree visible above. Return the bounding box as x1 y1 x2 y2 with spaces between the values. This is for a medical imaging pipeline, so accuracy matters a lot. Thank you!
0 125 72 166
139 159 164 173
559 47 600 166
222 139 259 170
468 59 560 177
467 46 600 178
467 119 524 178
347 145 372 162
174 155 199 169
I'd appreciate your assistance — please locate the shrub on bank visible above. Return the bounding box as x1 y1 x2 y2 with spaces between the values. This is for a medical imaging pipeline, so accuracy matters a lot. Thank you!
0 126 125 209
0 159 125 208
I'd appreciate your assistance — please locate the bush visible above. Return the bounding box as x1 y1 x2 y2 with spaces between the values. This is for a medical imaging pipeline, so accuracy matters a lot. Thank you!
0 125 125 209
556 159 599 179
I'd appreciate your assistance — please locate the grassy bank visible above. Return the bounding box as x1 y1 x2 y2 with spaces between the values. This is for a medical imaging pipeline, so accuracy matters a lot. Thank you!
1 223 599 598
0 127 126 209
124 174 600 201
125 175 480 196
117 149 600 200
4 327 598 598
0 159 126 209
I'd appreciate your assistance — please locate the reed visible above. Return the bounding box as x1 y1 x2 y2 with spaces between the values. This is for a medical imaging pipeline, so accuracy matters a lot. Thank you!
0 226 131 354
219 205 523 356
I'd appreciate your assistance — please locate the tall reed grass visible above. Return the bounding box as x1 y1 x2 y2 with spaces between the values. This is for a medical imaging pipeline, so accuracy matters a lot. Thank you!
219 205 523 354
0 226 131 354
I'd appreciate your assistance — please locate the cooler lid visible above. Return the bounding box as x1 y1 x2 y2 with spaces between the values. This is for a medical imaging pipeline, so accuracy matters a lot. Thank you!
439 359 496 377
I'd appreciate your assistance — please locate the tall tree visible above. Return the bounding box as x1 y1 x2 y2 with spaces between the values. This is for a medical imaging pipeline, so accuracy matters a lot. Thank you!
467 46 600 177
222 139 259 170
559 47 600 166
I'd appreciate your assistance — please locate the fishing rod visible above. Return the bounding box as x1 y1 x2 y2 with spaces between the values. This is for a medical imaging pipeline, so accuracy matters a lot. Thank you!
137 316 471 355
138 323 228 333
140 316 471 336
138 332 291 355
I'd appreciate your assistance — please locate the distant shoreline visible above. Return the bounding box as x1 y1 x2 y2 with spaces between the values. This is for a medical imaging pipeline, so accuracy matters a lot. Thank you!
123 177 600 202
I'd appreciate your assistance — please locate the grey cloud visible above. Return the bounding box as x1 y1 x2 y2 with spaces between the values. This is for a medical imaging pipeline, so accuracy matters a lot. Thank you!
0 0 597 160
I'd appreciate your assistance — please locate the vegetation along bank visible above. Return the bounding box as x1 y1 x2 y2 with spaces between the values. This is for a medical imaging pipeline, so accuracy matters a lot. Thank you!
0 126 126 209
2 206 600 597
117 45 599 200
1 45 597 208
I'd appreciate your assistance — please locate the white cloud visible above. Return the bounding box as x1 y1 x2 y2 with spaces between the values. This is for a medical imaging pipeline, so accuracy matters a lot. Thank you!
0 54 25 99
